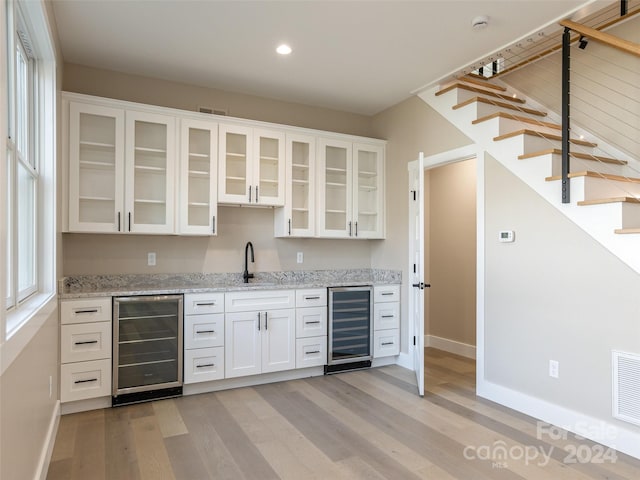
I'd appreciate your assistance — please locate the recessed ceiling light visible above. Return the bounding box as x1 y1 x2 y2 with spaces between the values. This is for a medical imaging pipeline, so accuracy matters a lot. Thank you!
276 44 292 55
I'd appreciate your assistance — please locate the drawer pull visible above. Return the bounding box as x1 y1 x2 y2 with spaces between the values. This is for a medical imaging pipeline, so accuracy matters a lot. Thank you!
381 315 395 318
381 292 394 296
196 330 215 334
304 296 321 300
74 309 99 314
305 321 321 325
196 363 215 368
74 340 99 345
306 350 320 354
196 302 216 306
74 378 98 384
381 342 395 346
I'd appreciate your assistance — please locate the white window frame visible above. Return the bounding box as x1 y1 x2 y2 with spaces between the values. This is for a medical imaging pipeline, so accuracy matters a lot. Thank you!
1 0 57 371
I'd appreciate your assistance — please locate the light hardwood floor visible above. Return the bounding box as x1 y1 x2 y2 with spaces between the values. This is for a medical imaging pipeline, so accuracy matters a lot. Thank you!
47 349 640 479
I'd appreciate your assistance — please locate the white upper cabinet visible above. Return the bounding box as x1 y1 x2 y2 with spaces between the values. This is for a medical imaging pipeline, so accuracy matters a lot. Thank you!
67 100 176 234
218 124 285 206
179 119 218 235
68 102 125 233
275 133 316 237
125 111 176 234
353 143 385 239
317 139 384 239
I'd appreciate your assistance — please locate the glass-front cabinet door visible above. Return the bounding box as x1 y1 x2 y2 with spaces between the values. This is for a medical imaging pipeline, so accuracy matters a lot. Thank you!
353 143 384 238
253 128 285 206
218 124 252 204
179 119 218 235
317 138 352 238
125 111 176 234
68 102 125 232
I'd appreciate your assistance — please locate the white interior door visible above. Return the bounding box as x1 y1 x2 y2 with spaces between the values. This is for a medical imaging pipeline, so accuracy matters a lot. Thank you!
408 153 425 396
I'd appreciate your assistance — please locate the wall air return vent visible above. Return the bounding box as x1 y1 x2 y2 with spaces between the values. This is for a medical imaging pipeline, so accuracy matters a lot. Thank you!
198 106 227 116
612 350 640 426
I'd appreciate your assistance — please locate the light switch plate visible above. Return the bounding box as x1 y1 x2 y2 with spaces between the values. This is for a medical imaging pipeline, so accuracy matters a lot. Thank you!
148 252 156 266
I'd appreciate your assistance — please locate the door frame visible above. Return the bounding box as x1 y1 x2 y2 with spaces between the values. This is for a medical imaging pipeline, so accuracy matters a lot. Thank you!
407 144 485 392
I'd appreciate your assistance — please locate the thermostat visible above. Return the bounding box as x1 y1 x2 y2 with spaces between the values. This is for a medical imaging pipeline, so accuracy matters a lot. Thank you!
499 230 515 243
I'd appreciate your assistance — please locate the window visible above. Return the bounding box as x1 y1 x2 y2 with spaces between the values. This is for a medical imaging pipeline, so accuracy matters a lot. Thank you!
3 0 56 342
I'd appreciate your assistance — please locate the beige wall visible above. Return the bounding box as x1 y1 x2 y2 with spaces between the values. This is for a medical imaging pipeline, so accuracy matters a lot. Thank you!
370 96 472 352
63 63 374 138
501 16 640 158
484 153 640 428
426 159 476 346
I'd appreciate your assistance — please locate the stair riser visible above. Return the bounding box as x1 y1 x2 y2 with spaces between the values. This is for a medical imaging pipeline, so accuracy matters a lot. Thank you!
475 117 559 138
449 87 522 107
581 177 640 201
576 202 640 229
549 155 630 177
441 88 545 121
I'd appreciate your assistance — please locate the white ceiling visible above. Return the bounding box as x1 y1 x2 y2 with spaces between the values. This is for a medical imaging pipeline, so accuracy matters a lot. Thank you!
51 0 592 116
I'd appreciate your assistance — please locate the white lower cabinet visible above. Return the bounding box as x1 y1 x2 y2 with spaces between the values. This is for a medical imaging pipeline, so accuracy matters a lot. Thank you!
183 293 225 384
295 288 327 368
60 297 112 403
373 285 400 358
184 347 224 383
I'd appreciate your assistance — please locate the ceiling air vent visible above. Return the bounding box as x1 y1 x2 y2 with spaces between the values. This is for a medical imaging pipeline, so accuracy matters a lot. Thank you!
612 350 640 426
198 106 227 116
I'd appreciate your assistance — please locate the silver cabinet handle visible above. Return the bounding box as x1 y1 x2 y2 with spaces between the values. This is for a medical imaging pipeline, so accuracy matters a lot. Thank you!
381 315 395 318
288 219 291 235
306 350 320 354
257 312 261 331
196 302 215 306
355 221 358 237
74 309 98 314
196 330 215 334
265 311 268 330
249 186 252 203
304 296 320 300
381 292 394 296
305 321 321 325
255 185 259 203
74 340 99 345
349 221 352 236
196 363 215 368
382 342 394 346
117 212 121 232
212 215 216 234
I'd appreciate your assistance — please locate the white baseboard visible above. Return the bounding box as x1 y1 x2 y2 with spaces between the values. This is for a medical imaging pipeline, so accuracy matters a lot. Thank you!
425 335 476 359
35 400 60 480
478 379 640 460
396 351 414 370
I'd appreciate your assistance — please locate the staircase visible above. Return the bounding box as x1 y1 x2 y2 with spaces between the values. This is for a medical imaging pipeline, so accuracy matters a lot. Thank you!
418 75 640 274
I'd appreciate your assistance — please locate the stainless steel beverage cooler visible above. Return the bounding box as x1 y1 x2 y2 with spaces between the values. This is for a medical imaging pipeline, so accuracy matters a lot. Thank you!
326 286 373 373
113 295 183 405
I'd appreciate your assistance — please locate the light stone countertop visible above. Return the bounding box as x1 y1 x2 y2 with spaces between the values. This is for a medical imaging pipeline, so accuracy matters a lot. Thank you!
59 269 402 299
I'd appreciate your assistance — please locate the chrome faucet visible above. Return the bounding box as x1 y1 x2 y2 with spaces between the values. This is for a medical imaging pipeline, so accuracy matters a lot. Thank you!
243 241 255 283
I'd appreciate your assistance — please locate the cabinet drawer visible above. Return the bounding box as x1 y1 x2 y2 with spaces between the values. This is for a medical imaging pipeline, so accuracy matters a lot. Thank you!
374 302 399 331
184 313 224 349
184 293 225 315
61 322 112 363
373 329 400 358
60 359 111 403
225 290 295 313
374 285 400 303
184 347 225 384
295 289 327 308
296 307 327 339
60 297 112 325
296 336 327 368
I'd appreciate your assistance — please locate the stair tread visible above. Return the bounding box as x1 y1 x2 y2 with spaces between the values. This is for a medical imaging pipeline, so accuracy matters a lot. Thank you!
453 97 547 117
615 228 640 234
578 197 640 206
436 83 526 104
473 112 561 130
546 171 640 184
457 76 507 92
518 149 627 165
494 129 597 147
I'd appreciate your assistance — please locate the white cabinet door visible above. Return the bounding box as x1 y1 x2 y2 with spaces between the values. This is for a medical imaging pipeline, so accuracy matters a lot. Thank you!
125 110 176 234
225 311 262 378
317 138 353 238
218 124 253 204
353 143 385 239
179 119 218 235
68 102 125 233
275 133 316 237
253 128 285 206
261 309 295 373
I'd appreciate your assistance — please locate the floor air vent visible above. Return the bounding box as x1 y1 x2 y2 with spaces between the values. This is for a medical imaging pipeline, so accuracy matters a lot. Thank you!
612 350 640 426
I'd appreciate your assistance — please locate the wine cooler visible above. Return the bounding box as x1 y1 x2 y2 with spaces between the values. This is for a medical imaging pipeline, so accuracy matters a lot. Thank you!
113 295 183 405
326 286 373 373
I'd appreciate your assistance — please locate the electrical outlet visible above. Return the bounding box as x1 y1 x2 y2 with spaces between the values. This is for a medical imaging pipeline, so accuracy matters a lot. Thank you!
297 252 303 264
549 360 559 378
148 252 156 266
